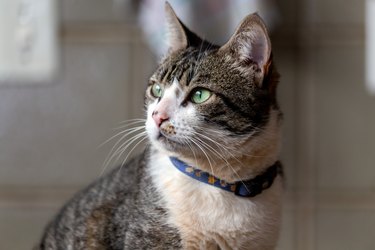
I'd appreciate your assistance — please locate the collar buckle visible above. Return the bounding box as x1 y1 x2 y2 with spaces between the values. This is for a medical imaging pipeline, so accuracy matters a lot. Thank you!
234 180 263 197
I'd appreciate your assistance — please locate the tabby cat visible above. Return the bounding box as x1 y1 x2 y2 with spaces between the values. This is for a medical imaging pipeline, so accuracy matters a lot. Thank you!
37 3 283 250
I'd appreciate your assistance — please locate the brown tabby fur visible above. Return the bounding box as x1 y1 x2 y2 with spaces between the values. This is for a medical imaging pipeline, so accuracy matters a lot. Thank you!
36 3 283 249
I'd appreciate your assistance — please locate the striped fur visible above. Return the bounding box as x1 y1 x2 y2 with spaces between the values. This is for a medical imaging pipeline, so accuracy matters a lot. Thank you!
37 3 282 250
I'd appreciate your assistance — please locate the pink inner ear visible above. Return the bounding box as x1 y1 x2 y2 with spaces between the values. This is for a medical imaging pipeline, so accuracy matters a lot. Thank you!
234 27 270 68
219 13 271 69
238 29 269 68
251 39 268 67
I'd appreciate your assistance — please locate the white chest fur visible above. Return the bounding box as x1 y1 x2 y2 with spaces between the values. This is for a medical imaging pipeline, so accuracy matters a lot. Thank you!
148 150 283 250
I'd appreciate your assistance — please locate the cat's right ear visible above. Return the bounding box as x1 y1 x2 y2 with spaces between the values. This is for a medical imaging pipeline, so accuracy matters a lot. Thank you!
164 2 188 53
164 2 204 54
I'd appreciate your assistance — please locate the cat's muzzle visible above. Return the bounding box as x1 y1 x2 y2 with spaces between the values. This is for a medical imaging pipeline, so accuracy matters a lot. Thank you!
160 121 176 136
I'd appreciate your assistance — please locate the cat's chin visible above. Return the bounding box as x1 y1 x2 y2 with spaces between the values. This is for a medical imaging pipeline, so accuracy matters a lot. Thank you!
152 133 188 154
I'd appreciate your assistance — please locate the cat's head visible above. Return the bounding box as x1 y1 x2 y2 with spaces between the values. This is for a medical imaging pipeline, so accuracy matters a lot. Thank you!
145 3 281 176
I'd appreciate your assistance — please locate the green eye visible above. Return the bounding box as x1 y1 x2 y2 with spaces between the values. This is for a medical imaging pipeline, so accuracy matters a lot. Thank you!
191 89 212 104
151 83 163 98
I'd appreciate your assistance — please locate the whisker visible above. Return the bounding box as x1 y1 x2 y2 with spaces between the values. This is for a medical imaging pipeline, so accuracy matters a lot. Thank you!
190 137 215 177
191 127 240 155
100 129 147 176
98 126 145 148
192 126 268 158
105 132 147 171
117 118 146 125
113 120 146 130
191 135 245 180
182 136 199 167
190 131 260 193
192 131 248 166
189 136 250 193
119 136 148 172
101 127 145 168
193 136 223 162
194 134 252 192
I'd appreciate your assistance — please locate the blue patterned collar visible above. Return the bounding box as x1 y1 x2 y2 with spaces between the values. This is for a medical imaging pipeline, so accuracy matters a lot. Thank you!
170 157 282 198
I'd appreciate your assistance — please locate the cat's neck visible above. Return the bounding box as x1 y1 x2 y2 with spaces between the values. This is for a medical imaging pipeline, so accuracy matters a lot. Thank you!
162 109 282 183
177 140 280 183
148 138 283 249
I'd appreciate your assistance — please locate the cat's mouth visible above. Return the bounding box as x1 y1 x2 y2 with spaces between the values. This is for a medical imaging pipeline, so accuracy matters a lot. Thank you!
157 132 166 141
157 132 177 144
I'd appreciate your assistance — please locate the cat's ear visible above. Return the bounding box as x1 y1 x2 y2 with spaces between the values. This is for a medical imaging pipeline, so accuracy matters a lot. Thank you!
220 13 271 74
164 2 205 54
164 2 187 53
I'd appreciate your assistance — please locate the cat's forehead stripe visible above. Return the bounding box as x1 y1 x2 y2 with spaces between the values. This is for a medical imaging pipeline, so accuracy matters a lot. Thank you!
159 50 202 86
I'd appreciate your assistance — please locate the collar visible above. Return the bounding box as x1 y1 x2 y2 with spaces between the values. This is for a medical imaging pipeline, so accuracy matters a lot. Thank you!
170 157 282 198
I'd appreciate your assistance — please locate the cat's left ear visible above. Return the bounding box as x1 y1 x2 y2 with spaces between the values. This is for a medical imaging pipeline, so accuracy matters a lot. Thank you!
220 13 271 75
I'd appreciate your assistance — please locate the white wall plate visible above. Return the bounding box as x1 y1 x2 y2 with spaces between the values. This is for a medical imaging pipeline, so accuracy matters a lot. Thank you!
0 0 59 84
366 0 375 95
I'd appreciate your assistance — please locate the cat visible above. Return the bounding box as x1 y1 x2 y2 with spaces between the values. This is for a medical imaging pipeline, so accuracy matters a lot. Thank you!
36 2 283 250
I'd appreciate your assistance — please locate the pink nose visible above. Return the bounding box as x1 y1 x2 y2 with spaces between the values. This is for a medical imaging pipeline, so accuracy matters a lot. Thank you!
152 110 169 128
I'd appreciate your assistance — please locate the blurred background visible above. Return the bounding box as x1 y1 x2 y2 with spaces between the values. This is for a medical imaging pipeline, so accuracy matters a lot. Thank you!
0 0 374 249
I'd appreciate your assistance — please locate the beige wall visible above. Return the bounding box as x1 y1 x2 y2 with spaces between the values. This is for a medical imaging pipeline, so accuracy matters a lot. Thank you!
279 0 375 249
1 0 374 249
0 1 153 249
